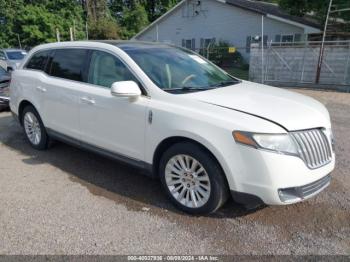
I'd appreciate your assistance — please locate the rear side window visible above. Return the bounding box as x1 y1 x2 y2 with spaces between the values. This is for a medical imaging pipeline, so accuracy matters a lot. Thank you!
26 50 50 71
50 49 87 82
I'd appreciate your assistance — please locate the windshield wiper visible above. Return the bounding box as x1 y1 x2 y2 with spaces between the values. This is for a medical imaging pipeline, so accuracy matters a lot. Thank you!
163 86 212 92
210 80 240 88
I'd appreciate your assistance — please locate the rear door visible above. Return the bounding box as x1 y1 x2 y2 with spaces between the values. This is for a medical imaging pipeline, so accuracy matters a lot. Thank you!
42 48 89 139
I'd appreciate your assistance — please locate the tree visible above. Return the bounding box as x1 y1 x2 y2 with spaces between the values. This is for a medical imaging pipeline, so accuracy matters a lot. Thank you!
114 2 149 39
0 0 86 48
86 0 120 39
279 0 350 26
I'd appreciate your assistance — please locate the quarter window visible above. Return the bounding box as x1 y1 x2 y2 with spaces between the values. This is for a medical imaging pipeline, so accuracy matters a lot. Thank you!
50 49 87 82
87 50 137 88
26 50 50 71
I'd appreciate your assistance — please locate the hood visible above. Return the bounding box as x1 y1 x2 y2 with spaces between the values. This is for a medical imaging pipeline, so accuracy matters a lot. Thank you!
184 81 330 131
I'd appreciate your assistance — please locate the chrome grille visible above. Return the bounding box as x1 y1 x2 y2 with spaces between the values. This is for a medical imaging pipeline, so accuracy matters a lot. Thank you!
291 129 332 169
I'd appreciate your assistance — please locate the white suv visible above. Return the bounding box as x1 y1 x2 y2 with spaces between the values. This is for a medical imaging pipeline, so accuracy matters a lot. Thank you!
10 41 335 214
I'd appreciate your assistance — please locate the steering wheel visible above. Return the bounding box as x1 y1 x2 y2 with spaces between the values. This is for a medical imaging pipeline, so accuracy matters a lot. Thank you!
181 74 196 86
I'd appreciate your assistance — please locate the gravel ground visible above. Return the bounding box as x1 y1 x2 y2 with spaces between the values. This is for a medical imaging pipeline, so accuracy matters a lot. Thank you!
0 89 349 255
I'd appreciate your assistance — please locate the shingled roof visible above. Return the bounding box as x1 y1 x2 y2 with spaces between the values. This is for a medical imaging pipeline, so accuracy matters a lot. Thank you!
225 0 321 29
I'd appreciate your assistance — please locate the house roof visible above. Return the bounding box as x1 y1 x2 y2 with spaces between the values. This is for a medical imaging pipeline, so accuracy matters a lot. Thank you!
133 0 321 39
225 0 321 29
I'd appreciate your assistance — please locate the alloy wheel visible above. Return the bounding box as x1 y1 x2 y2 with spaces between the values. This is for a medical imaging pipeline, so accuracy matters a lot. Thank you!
24 112 42 145
165 154 211 208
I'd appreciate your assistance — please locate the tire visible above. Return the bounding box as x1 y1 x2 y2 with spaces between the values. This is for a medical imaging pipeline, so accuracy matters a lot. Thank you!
21 105 50 150
159 142 229 215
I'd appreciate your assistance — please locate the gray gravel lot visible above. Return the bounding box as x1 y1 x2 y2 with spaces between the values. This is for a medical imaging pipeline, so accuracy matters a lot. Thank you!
0 89 349 255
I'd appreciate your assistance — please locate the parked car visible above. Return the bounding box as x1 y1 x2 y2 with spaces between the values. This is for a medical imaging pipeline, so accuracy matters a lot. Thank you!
0 66 10 111
0 48 27 71
9 41 335 214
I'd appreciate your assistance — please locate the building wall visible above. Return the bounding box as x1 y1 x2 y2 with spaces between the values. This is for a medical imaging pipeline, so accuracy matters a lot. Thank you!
135 0 317 60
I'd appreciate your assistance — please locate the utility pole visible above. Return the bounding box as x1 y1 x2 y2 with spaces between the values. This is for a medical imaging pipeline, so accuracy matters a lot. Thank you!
86 22 89 40
56 28 60 42
315 0 333 84
17 34 22 49
70 27 74 41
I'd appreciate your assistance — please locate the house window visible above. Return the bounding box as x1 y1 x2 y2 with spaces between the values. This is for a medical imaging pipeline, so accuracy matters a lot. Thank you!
294 34 302 42
275 35 281 42
282 35 294 43
246 35 268 53
182 38 196 50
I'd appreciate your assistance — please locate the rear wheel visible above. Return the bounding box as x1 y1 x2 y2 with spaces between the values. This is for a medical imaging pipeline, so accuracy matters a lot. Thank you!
22 105 50 150
159 142 229 215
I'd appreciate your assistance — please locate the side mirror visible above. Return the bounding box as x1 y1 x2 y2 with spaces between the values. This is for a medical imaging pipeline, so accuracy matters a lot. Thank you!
111 81 141 98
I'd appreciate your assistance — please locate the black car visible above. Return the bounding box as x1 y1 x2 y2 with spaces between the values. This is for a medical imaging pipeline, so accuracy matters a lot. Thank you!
0 66 10 111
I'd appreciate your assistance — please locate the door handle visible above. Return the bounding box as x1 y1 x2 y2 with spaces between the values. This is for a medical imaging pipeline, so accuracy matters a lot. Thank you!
36 86 46 92
80 97 95 105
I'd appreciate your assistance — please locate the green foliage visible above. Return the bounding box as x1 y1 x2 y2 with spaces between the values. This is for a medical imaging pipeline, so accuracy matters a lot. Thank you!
118 3 149 39
109 0 178 39
88 18 119 39
86 0 120 40
279 0 350 25
0 0 86 48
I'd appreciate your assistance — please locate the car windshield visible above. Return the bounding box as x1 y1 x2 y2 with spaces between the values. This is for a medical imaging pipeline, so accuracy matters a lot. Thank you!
6 51 27 60
121 45 239 93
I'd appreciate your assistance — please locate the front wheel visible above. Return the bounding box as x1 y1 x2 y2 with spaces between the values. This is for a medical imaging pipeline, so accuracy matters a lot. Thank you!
159 142 229 215
22 105 50 150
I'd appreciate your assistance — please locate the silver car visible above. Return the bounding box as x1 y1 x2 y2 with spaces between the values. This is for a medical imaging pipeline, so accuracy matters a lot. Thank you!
0 48 27 71
0 66 10 110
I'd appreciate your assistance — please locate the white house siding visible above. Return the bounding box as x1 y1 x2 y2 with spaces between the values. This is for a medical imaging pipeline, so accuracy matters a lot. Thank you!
135 0 319 60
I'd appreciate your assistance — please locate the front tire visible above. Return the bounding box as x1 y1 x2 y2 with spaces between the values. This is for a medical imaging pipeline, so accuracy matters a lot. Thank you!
159 142 229 215
22 105 50 150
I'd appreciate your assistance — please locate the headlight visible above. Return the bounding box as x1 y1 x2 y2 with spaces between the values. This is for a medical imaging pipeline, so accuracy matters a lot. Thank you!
233 131 298 155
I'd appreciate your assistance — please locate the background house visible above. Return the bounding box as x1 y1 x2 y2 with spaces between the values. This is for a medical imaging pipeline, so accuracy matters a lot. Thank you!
133 0 321 61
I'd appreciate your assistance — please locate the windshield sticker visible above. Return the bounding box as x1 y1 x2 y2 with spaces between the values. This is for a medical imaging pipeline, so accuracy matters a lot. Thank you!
189 55 207 64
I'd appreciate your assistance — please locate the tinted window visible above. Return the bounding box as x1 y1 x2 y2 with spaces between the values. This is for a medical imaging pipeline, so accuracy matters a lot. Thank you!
50 49 87 82
88 50 137 88
6 51 26 60
26 50 50 71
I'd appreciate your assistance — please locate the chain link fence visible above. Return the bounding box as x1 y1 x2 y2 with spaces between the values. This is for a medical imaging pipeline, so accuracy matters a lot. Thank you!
249 41 350 92
192 46 250 80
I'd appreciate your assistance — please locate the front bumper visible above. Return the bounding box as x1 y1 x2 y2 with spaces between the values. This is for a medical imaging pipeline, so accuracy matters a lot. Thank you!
229 145 335 206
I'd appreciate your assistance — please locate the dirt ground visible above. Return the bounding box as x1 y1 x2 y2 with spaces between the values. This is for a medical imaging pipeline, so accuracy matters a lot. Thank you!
0 88 349 255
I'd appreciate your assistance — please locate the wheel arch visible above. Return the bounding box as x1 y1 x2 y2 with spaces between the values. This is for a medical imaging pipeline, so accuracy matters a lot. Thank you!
18 100 36 125
152 136 230 187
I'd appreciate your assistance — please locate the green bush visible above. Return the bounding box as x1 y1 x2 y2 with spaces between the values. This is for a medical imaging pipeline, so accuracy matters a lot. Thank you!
208 41 248 69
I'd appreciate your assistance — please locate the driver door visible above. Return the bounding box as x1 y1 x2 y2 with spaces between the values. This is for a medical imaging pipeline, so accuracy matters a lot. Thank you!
79 50 149 161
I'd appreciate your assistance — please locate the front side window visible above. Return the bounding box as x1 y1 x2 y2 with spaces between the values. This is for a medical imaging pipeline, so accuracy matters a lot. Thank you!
87 50 137 88
26 50 50 71
50 49 87 82
121 45 238 93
